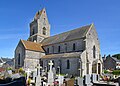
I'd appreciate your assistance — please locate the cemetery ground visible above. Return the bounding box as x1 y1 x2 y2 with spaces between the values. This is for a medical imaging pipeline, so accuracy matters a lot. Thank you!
0 61 120 86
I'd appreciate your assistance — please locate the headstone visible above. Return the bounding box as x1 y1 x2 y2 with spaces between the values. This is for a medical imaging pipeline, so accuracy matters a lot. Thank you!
58 75 64 86
8 70 12 75
77 77 83 86
11 73 21 79
53 67 56 79
26 68 31 80
48 60 54 86
85 74 93 86
35 64 42 86
41 69 46 76
91 74 97 83
33 69 37 81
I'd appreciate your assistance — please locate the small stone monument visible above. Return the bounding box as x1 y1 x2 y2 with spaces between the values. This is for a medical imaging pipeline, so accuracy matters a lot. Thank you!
58 75 64 86
48 60 54 86
91 74 98 83
35 64 42 86
53 67 56 79
77 77 83 86
85 74 93 86
26 68 31 80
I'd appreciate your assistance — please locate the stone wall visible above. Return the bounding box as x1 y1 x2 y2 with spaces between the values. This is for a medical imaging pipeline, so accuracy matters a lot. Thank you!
43 39 85 54
15 41 25 68
42 57 80 77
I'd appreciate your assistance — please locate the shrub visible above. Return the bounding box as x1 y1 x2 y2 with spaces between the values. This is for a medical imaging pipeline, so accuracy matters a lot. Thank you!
104 70 109 74
112 70 120 75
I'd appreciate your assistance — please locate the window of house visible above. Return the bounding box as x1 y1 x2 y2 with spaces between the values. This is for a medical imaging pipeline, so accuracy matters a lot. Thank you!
58 46 61 53
67 60 70 69
43 27 46 35
52 60 55 67
65 43 67 52
47 48 49 54
52 46 54 53
32 29 35 35
73 43 76 51
18 53 20 65
93 45 96 58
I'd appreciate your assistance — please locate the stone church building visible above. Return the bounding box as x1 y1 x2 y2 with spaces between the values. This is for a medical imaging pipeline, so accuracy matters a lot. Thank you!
15 8 103 77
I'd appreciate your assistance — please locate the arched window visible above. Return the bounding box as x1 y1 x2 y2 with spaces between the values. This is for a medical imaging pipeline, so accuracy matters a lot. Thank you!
47 48 49 54
93 45 96 58
52 60 55 67
58 46 60 53
43 27 46 35
67 60 70 69
32 29 35 35
18 53 20 65
73 43 76 51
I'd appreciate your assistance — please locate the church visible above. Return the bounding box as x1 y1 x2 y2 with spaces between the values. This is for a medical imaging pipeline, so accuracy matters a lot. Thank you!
15 8 103 77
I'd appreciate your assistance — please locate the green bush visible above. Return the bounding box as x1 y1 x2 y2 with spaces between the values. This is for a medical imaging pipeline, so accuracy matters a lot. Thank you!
112 70 120 75
104 70 109 74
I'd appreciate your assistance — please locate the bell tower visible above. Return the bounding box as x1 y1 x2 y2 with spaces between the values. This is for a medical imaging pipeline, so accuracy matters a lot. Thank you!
28 8 50 43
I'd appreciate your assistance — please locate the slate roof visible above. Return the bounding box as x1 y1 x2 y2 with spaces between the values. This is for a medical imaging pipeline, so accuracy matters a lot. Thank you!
111 57 120 62
42 52 82 59
42 24 92 46
0 57 11 63
21 40 44 52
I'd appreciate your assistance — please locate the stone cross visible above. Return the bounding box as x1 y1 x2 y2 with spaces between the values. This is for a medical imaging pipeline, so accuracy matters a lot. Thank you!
37 64 42 76
48 60 53 72
26 68 31 80
48 60 54 86
35 64 42 86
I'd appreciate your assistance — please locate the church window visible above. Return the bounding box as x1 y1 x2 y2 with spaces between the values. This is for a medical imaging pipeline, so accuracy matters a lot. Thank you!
93 45 96 58
52 60 55 67
67 60 70 69
32 29 35 35
65 43 67 52
47 48 49 54
52 46 54 53
73 43 76 51
43 27 46 35
58 46 61 53
18 53 20 65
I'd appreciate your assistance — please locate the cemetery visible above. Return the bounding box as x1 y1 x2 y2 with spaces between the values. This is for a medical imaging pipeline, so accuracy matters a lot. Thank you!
0 60 120 86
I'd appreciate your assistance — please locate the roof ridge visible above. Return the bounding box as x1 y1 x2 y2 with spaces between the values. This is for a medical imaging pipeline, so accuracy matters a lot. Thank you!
42 24 92 41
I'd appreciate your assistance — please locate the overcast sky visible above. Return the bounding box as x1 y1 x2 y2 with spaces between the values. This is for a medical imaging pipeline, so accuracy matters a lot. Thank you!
0 0 120 58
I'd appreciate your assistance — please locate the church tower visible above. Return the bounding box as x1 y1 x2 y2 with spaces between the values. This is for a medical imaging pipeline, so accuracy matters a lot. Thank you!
28 8 50 43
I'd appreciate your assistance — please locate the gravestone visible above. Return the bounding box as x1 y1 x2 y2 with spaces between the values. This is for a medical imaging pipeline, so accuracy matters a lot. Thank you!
91 74 97 83
11 73 21 79
8 70 12 75
25 68 31 80
33 69 37 81
35 64 42 86
48 60 54 86
41 69 46 76
85 74 93 86
53 67 56 79
77 77 83 86
58 75 64 86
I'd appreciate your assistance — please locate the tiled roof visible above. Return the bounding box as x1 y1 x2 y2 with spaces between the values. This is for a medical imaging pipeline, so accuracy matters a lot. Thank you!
21 40 44 52
42 24 92 46
42 52 82 59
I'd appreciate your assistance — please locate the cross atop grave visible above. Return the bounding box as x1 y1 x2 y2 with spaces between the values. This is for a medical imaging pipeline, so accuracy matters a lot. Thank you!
26 68 31 80
48 60 53 72
37 64 42 76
